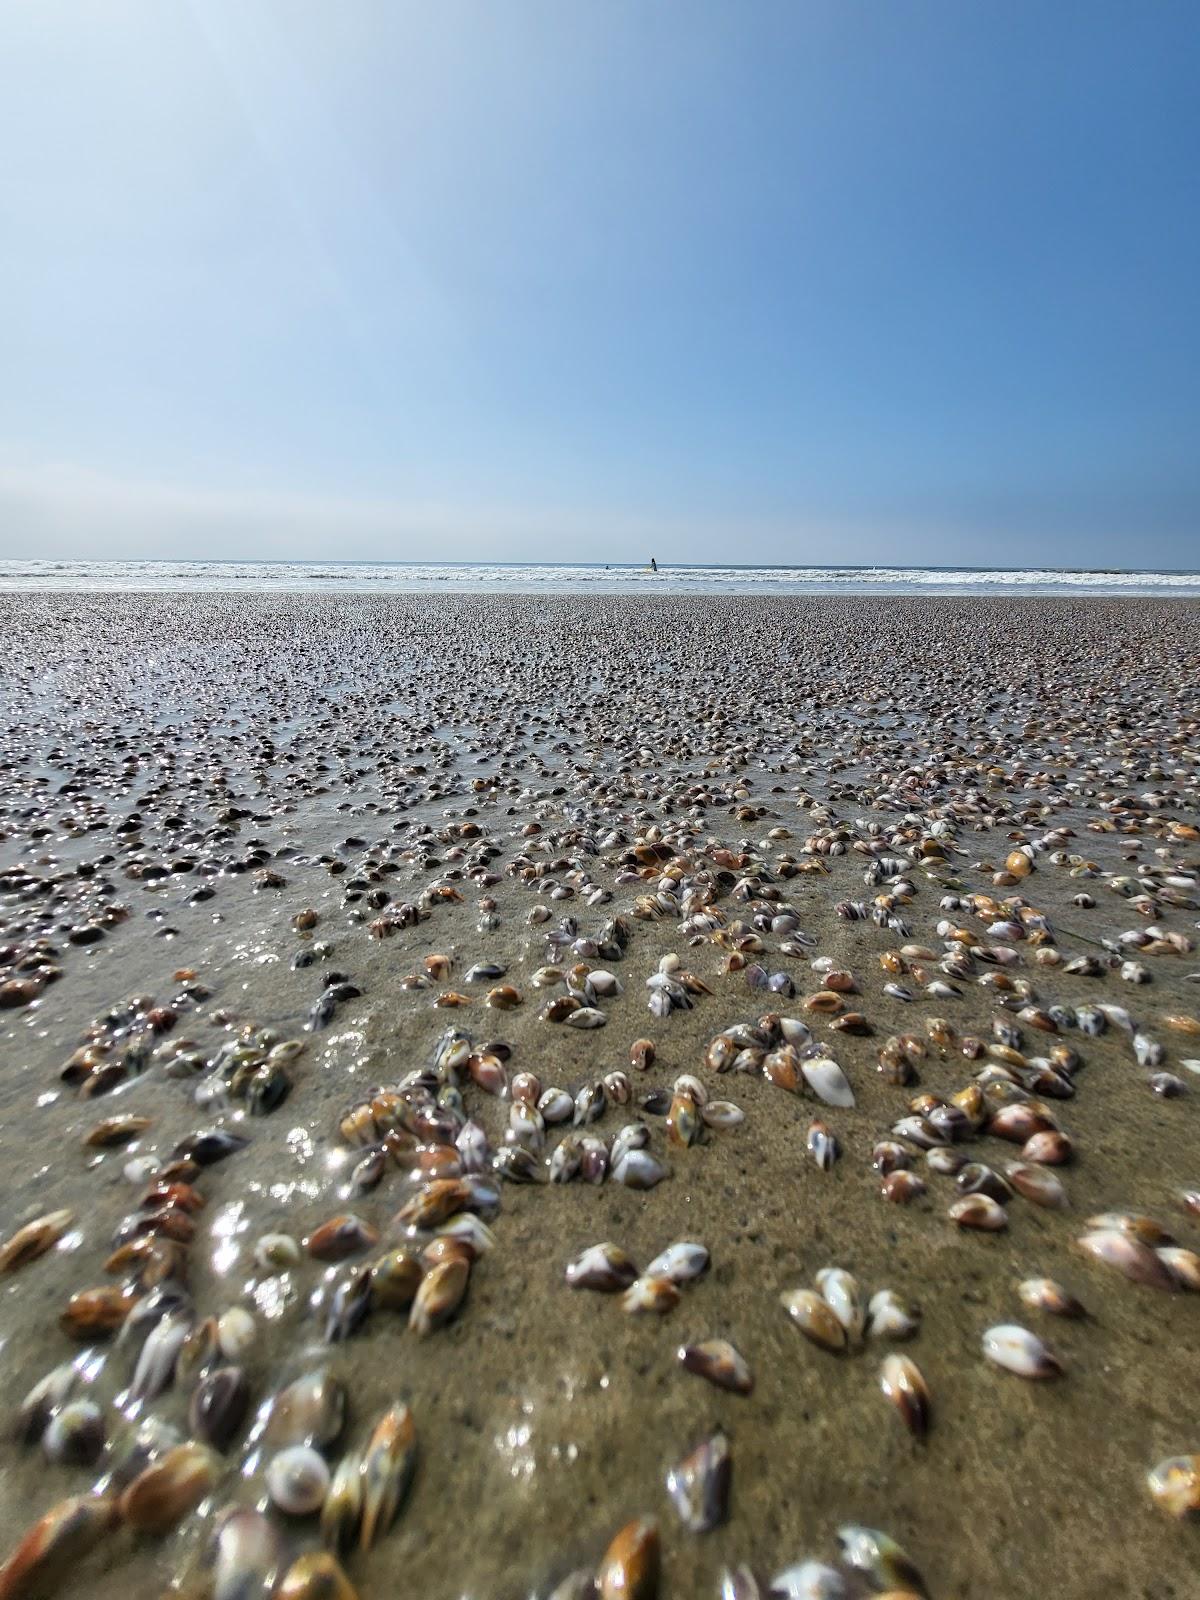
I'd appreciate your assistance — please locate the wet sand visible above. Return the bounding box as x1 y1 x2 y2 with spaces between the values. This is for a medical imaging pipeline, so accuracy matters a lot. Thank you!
0 591 1198 1599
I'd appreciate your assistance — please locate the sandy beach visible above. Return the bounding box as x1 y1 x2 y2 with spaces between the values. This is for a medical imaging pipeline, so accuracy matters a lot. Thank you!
1 590 1198 1600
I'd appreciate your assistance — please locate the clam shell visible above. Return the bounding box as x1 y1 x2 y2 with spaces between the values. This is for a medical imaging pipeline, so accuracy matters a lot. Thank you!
120 1441 219 1531
801 1056 855 1108
780 1288 846 1351
981 1323 1062 1379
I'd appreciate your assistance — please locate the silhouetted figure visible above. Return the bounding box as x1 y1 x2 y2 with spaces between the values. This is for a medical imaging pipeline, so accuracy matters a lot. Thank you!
650 556 658 573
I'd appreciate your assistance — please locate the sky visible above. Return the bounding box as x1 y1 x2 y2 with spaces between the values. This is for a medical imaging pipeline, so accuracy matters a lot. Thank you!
2 1 1198 568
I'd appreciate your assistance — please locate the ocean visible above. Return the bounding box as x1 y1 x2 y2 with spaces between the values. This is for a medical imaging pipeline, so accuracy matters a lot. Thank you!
0 559 1198 595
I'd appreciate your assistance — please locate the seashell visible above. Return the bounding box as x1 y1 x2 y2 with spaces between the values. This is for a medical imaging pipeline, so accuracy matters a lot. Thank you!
872 1141 910 1174
1006 849 1033 879
1018 1278 1086 1318
172 1128 249 1165
171 1316 218 1387
217 1306 257 1360
880 1353 931 1437
564 1007 607 1029
1150 1071 1187 1097
666 1429 731 1533
645 1241 709 1284
764 1047 801 1094
120 1440 220 1531
956 1163 1012 1204
881 1170 926 1203
891 1116 944 1150
815 1268 865 1344
278 1550 360 1599
1158 1246 1200 1291
701 1099 745 1130
486 984 524 1010
801 1056 855 1108
359 1403 417 1551
436 1214 496 1257
464 962 505 983
1078 1228 1179 1292
267 1445 330 1515
0 1495 117 1600
1005 1162 1068 1209
17 1361 79 1445
866 1289 921 1340
578 1135 610 1185
829 1012 872 1036
678 1338 753 1395
347 1148 387 1196
1146 1455 1200 1520
630 1038 656 1071
719 1563 766 1598
85 1116 151 1148
320 1447 364 1554
836 1526 925 1594
597 1517 660 1600
621 1275 681 1315
1133 1031 1164 1067
981 1323 1063 1378
667 1085 701 1148
255 1233 302 1270
60 1285 135 1340
989 1103 1056 1143
409 1256 469 1335
370 1249 424 1310
129 1312 191 1403
1022 1130 1073 1165
212 1507 284 1600
306 1214 380 1262
806 1119 840 1170
393 1178 474 1230
467 1051 507 1096
537 1088 575 1126
420 1236 473 1273
190 1366 250 1452
42 1400 105 1467
765 1560 845 1597
265 1369 347 1451
949 1194 1007 1231
925 1147 965 1176
613 1150 669 1190
780 1288 846 1351
566 1242 639 1292
1 1209 74 1273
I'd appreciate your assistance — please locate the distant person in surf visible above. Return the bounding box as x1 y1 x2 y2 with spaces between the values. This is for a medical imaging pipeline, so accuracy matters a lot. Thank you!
649 557 658 573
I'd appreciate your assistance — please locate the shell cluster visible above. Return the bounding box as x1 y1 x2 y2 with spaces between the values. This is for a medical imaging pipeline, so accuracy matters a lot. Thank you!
0 591 1198 1597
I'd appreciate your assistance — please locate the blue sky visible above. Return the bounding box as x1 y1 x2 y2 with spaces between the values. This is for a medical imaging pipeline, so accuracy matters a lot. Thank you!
2 1 1197 566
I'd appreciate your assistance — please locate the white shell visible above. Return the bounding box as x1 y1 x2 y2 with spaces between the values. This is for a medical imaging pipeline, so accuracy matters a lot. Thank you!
564 1007 607 1029
217 1307 257 1360
612 1150 668 1189
769 1560 848 1598
645 1241 710 1284
801 1056 855 1108
266 1445 330 1514
866 1289 921 1340
815 1268 865 1343
981 1323 1062 1378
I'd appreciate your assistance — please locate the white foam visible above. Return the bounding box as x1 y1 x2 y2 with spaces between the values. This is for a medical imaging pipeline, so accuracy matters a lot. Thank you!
0 560 1196 595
